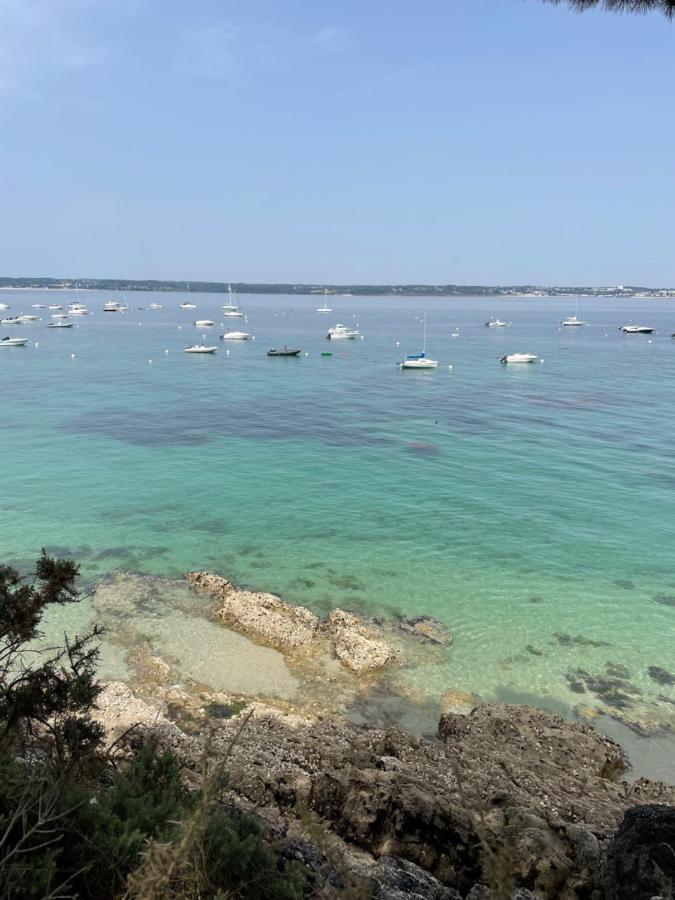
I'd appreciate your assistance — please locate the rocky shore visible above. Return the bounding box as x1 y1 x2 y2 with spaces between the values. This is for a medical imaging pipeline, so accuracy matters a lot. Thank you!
88 569 675 899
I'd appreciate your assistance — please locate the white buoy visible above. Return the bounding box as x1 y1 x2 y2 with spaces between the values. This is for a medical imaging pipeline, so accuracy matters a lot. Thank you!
360 335 364 340
70 353 75 359
148 359 153 364
448 365 453 370
648 339 652 344
304 352 309 357
226 350 230 356
178 325 182 330
35 342 39 348
395 341 400 347
251 335 256 341
165 349 169 354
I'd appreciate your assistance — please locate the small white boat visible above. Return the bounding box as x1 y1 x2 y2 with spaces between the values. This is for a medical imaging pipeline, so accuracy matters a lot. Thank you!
68 303 89 316
47 320 74 328
180 302 197 310
316 288 332 313
561 316 586 326
51 313 70 319
31 304 45 309
185 344 217 354
0 316 24 325
400 353 438 369
620 324 654 334
49 305 63 311
0 303 9 310
148 302 163 309
17 314 39 322
220 330 251 340
103 300 125 312
500 353 538 364
194 319 214 327
400 313 438 369
485 318 508 327
222 283 244 316
327 323 360 340
0 336 28 347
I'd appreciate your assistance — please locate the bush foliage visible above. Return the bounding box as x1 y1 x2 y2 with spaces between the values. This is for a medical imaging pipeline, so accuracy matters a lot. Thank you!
0 553 301 899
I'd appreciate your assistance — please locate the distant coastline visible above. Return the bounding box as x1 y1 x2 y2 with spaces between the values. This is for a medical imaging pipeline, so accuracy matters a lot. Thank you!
1 276 674 299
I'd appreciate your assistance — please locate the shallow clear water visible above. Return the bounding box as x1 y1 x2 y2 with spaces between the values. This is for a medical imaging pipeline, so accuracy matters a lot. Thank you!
2 289 674 745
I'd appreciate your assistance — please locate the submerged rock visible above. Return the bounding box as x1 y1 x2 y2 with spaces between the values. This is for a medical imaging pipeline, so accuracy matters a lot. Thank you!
397 614 453 647
648 666 675 686
326 608 402 673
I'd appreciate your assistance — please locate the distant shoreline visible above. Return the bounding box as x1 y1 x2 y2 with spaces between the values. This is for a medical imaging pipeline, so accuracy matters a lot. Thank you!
1 277 674 299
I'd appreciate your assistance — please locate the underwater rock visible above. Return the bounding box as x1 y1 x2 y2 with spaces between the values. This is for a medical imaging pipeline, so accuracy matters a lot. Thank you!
647 666 675 686
653 593 675 607
325 609 401 674
397 614 453 647
554 632 610 648
440 689 479 714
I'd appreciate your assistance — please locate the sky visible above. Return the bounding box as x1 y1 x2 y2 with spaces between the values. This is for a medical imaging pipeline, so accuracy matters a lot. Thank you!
0 0 673 285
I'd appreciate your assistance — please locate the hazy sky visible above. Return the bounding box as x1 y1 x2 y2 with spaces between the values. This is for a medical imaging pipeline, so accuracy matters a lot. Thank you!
1 0 673 284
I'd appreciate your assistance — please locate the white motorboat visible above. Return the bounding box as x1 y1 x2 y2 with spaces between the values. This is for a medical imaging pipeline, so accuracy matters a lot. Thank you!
180 302 197 310
220 330 251 340
620 324 654 334
148 302 163 309
194 319 215 327
485 318 508 327
222 283 244 316
0 316 24 325
400 313 438 369
103 300 125 312
31 304 45 309
49 305 63 311
0 336 28 347
500 353 538 364
327 323 360 340
68 303 89 316
0 303 9 310
51 312 70 319
17 314 39 322
47 320 74 328
185 344 217 354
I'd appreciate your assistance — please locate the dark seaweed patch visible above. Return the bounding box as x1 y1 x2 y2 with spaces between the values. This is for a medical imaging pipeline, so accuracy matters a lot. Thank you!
654 594 675 607
554 632 610 648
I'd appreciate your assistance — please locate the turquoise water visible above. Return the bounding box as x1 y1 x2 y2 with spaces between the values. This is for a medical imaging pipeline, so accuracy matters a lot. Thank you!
2 290 674 735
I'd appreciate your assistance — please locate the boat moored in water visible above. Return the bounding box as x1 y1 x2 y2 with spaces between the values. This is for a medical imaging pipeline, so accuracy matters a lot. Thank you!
194 320 215 327
267 346 301 356
0 336 28 346
485 318 508 327
0 316 24 325
561 316 586 326
47 320 74 328
103 300 126 312
220 330 251 340
620 325 654 334
185 344 217 354
327 323 360 340
500 353 538 364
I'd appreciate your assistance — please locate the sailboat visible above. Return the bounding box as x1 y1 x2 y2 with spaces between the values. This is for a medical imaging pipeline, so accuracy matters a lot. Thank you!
222 284 244 317
400 314 438 369
180 282 197 310
316 289 332 313
561 297 586 326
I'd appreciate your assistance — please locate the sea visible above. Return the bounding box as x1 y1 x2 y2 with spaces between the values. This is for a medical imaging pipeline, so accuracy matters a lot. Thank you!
2 289 674 780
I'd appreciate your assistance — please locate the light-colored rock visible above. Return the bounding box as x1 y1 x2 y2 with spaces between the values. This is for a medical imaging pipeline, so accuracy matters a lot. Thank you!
326 609 401 674
440 689 479 714
94 681 183 746
187 570 320 652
